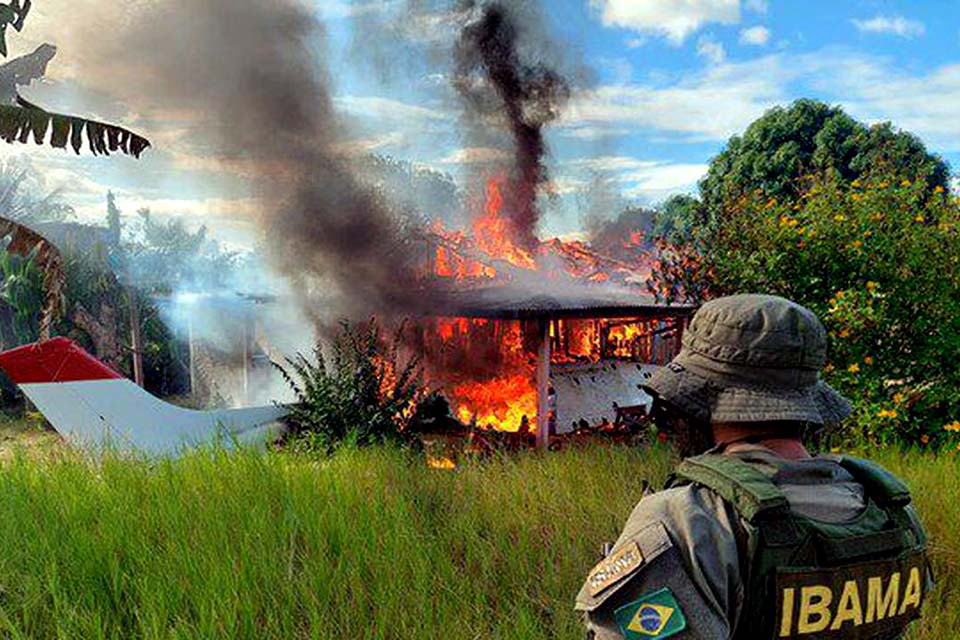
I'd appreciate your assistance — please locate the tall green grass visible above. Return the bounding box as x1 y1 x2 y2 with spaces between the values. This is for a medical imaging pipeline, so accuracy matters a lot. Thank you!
0 444 952 638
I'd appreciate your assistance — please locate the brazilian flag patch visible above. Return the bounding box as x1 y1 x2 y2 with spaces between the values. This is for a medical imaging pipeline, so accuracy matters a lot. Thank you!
614 588 687 639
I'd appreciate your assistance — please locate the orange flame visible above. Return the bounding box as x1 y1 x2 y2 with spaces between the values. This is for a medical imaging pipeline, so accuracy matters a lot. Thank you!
607 322 645 359
427 456 457 470
451 371 537 432
473 178 536 270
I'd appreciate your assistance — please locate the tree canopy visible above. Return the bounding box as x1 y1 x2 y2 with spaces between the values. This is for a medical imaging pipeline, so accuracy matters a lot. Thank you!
699 99 950 217
647 99 960 449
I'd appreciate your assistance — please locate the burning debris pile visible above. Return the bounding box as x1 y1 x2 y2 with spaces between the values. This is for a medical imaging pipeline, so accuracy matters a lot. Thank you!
425 178 652 287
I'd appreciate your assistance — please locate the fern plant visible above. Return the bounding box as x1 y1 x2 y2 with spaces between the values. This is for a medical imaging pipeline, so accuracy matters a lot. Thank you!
275 320 422 453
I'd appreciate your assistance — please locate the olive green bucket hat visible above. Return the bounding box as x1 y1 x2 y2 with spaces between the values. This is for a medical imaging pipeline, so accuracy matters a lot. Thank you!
644 294 851 425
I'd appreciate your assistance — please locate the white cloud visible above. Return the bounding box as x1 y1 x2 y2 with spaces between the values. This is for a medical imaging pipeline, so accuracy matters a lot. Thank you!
559 125 633 140
591 0 740 44
806 53 960 151
568 156 660 172
545 177 587 195
625 37 646 49
852 16 925 39
332 131 407 156
562 54 788 141
440 147 510 165
622 164 707 202
622 163 708 193
697 35 727 64
333 96 450 123
317 0 403 20
739 25 771 45
745 0 768 13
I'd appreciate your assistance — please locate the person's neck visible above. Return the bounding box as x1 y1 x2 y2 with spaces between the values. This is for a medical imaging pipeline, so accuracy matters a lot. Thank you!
712 423 811 459
724 438 811 459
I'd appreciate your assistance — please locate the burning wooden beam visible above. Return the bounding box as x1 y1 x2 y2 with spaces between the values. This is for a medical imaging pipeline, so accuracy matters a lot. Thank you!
535 317 551 449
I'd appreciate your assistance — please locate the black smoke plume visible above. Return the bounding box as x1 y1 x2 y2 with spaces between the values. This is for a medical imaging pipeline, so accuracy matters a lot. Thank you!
91 0 428 321
454 1 570 250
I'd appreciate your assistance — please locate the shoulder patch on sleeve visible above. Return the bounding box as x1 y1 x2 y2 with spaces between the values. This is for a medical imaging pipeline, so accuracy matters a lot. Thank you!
587 541 644 596
614 588 687 639
577 522 674 612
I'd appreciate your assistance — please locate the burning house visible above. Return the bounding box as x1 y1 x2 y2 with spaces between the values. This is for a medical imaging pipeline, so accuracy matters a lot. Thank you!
409 177 694 448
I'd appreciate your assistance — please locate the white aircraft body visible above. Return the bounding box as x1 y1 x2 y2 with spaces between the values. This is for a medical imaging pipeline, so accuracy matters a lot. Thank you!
0 337 289 456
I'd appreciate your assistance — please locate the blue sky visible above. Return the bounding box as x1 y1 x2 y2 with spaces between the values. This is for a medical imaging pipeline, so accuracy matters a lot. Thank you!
6 0 960 246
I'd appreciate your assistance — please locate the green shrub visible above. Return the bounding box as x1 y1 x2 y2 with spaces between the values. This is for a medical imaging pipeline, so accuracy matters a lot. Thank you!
275 321 422 453
652 175 960 448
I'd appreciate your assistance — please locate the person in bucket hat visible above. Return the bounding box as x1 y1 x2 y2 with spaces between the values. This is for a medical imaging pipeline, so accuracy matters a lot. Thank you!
576 294 931 640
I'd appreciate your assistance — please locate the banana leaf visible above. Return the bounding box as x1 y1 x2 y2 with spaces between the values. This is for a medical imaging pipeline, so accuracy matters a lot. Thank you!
0 96 150 159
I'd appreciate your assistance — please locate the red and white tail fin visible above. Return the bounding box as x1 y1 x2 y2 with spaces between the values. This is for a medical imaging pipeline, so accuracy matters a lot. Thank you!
0 338 288 456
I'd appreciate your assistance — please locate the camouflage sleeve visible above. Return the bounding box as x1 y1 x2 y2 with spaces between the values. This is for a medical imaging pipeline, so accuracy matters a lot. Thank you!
575 486 743 639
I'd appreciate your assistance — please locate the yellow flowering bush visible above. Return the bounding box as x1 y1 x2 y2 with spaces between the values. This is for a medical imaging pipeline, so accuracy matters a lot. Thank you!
652 172 960 448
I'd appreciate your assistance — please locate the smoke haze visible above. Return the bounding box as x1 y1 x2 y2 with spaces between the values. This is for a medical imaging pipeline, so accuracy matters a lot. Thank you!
81 0 427 321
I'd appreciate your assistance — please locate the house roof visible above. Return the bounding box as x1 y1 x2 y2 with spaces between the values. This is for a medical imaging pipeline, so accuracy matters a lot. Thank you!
429 284 695 320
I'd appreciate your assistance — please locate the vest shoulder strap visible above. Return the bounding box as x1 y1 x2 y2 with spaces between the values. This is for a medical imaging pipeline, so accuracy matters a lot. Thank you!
673 454 788 522
838 455 912 507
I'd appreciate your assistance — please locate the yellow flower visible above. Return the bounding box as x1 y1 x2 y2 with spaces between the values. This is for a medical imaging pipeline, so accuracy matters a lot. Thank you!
879 181 889 189
851 193 861 201
877 408 898 419
955 442 960 452
765 198 777 209
893 392 906 404
920 434 930 445
836 290 845 299
830 447 841 454
934 185 944 194
788 218 799 227
797 227 806 235
901 179 912 187
866 281 878 292
871 213 884 221
839 328 851 339
944 421 960 433
864 356 874 365
914 214 925 223
779 215 791 226
851 240 863 249
863 230 873 238
851 179 861 188
834 214 847 222
848 363 860 373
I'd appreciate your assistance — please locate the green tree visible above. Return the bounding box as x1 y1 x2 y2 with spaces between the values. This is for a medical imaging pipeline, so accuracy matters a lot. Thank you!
123 208 237 292
699 99 950 222
652 175 960 447
106 190 121 249
0 157 73 225
652 194 705 244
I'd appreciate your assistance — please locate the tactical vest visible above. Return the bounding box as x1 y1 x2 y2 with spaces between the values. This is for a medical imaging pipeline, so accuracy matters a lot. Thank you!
670 454 929 640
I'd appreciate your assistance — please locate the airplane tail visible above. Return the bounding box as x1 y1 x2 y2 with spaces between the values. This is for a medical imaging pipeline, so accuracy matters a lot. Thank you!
0 337 289 456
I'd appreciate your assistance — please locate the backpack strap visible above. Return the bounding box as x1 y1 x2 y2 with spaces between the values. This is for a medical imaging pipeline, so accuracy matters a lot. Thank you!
838 456 912 507
673 454 790 522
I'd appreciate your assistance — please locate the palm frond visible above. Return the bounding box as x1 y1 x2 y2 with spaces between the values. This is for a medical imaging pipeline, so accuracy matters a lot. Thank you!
0 96 150 158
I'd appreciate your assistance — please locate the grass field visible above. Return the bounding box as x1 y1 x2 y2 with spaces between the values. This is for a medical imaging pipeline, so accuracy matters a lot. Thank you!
0 421 954 639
